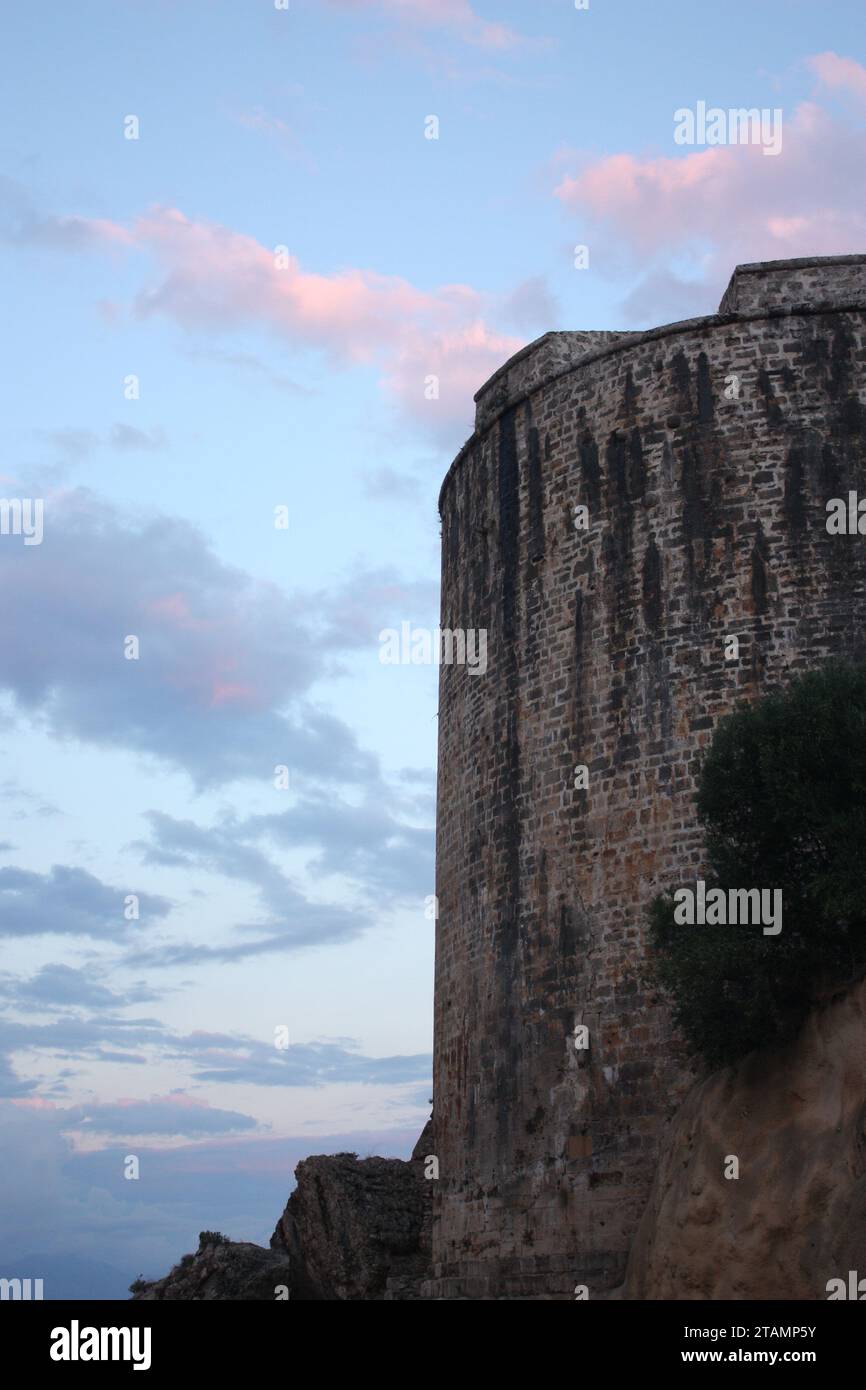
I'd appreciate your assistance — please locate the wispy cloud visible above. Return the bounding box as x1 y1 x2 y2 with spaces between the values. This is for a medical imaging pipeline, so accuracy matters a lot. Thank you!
327 0 526 51
0 1012 430 1093
0 176 132 251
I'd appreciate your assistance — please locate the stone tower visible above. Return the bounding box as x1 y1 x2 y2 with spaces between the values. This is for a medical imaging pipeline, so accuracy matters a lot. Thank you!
428 255 866 1299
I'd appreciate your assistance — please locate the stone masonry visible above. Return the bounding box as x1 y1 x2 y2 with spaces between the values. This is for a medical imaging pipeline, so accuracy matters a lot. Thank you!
427 255 866 1300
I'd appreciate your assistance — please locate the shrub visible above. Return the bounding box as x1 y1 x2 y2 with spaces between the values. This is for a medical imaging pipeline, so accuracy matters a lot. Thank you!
198 1230 228 1248
648 662 866 1067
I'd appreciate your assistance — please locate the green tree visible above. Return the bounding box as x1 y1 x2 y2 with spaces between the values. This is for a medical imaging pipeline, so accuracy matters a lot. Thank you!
649 662 866 1067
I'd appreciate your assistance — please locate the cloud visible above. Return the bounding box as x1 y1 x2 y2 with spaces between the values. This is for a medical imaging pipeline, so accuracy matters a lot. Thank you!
35 425 167 460
0 176 132 252
297 564 439 653
126 783 433 964
0 779 60 820
130 808 373 964
384 321 523 444
618 269 717 326
126 903 370 968
327 0 525 51
0 1054 37 1098
0 1101 258 1279
189 1040 431 1088
0 865 171 941
233 106 317 171
38 429 101 461
7 192 524 441
809 52 866 103
500 275 559 333
182 345 314 396
0 1014 167 1061
172 1032 431 1090
361 466 423 504
63 1095 260 1137
0 488 378 789
0 965 159 1011
554 95 866 320
0 1011 430 1092
108 423 167 451
244 794 434 900
129 206 460 356
126 206 522 434
0 1101 424 1277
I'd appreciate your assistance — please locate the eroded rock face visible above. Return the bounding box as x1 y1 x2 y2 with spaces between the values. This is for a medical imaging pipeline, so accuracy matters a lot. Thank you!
132 1121 434 1301
131 1235 293 1301
271 1127 432 1300
618 979 866 1300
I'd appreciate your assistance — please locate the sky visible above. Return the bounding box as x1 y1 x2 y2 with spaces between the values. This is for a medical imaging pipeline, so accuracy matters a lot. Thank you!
0 0 864 1296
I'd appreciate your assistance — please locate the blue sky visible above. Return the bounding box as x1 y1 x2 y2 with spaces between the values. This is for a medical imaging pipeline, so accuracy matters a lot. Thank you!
0 0 864 1294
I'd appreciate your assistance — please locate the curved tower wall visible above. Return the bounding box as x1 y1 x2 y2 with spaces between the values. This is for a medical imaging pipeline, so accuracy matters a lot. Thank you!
430 256 866 1299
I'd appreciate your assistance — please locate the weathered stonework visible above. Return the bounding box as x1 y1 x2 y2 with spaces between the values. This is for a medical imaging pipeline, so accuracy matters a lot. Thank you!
428 255 866 1300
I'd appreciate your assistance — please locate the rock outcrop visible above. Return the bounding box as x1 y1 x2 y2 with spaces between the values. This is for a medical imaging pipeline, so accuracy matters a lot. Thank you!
617 979 866 1300
271 1122 433 1300
131 1233 293 1301
131 1120 433 1301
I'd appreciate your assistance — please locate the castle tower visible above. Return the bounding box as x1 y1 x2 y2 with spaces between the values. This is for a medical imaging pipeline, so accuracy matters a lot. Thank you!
428 256 866 1299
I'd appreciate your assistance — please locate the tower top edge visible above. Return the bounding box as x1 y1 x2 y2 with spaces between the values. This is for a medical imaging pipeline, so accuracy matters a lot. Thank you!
438 254 866 516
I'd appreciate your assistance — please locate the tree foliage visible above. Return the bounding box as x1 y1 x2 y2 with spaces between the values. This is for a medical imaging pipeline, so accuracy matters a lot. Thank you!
648 663 866 1067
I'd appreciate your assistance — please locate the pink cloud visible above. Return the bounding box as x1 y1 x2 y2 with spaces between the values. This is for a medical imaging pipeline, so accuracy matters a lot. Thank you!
328 0 523 50
209 681 258 710
385 321 523 443
554 95 866 318
64 203 524 439
809 51 866 103
130 206 475 363
143 594 265 715
145 592 207 630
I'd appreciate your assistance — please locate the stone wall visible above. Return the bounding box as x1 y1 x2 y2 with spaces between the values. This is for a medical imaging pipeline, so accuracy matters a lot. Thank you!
428 255 866 1299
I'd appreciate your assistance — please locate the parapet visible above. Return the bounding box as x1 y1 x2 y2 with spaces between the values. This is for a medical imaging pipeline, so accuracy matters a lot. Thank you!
441 256 866 516
473 329 634 436
717 254 866 316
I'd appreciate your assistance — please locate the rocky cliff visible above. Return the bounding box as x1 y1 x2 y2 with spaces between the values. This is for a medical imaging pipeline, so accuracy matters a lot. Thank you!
131 1121 433 1301
616 978 866 1300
